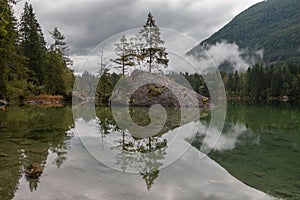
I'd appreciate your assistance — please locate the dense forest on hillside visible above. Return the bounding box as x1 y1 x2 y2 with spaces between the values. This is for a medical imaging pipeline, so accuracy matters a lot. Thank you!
0 0 74 102
189 0 300 65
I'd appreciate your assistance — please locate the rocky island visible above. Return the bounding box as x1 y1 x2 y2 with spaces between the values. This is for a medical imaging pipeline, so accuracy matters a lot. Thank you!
111 70 209 108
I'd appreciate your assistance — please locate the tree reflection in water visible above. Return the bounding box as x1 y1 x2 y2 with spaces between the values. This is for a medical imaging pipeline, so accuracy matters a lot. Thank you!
96 106 187 190
112 130 168 190
0 105 74 198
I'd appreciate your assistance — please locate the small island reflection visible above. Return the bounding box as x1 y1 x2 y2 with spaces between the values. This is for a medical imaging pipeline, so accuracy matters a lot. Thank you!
74 105 209 190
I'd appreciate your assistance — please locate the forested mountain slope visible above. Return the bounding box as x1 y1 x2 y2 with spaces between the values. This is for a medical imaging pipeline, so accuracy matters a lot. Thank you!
189 0 300 65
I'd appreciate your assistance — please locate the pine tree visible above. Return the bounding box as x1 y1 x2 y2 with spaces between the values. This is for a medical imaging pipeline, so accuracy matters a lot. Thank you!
49 27 73 67
112 35 135 76
19 2 47 86
97 68 113 105
138 12 168 73
44 50 65 94
45 27 74 95
0 0 13 97
0 0 27 99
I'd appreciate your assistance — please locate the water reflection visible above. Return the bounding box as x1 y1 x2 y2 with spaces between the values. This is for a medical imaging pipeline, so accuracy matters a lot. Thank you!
74 105 204 190
0 106 74 199
192 121 259 152
113 133 167 190
192 104 300 200
0 105 277 200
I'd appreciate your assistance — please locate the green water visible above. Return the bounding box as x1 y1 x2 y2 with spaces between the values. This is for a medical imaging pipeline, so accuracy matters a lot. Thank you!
201 103 300 199
0 105 74 200
0 104 299 199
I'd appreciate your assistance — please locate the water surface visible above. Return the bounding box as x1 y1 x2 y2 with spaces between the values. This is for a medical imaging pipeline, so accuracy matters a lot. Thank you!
0 104 295 199
197 103 300 199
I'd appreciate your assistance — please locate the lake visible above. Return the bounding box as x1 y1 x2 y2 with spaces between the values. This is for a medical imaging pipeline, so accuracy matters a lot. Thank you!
0 103 298 199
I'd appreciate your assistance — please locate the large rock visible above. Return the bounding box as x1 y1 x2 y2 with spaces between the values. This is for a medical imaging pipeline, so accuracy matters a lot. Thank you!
111 70 209 108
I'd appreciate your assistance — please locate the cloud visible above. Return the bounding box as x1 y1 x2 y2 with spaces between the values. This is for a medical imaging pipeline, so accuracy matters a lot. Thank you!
13 0 263 73
14 0 262 55
186 41 264 73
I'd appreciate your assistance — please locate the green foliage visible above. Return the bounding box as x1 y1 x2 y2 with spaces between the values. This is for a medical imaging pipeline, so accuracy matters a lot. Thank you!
112 12 168 74
96 69 114 105
19 2 47 85
0 2 74 101
222 63 300 101
75 71 121 105
45 27 74 95
112 35 135 76
49 27 73 67
168 63 299 103
189 0 300 65
138 12 169 72
0 0 28 101
146 85 162 98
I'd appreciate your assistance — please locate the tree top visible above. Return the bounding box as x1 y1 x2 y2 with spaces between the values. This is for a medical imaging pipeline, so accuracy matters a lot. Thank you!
144 12 156 28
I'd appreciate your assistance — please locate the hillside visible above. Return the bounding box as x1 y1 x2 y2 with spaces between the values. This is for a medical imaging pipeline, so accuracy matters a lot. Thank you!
189 0 300 65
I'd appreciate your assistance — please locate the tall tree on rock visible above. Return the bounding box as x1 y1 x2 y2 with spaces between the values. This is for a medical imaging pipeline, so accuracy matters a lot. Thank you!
19 2 47 86
112 35 135 76
138 12 168 73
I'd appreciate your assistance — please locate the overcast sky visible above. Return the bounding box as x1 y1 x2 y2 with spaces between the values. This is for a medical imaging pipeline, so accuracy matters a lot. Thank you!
14 0 263 73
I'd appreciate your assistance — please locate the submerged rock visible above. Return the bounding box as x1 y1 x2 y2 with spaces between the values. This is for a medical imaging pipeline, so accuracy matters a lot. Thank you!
25 163 44 178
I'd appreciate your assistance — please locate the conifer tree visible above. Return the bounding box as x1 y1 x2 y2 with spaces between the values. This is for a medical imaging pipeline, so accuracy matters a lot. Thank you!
0 0 26 99
138 12 168 73
19 2 47 86
112 35 135 76
45 27 74 95
49 27 73 67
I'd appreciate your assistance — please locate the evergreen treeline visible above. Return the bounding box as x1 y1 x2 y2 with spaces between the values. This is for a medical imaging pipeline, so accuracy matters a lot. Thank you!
77 63 300 105
0 1 74 102
182 63 300 102
223 63 300 101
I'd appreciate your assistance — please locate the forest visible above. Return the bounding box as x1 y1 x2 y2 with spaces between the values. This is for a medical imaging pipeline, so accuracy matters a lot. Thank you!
1 1 299 105
76 62 300 105
0 0 74 102
222 63 300 101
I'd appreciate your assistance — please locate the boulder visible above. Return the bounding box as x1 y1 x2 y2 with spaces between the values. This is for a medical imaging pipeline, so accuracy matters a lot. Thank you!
111 70 209 108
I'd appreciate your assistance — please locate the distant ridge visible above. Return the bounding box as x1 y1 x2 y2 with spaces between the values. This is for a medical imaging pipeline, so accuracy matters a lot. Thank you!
188 0 300 66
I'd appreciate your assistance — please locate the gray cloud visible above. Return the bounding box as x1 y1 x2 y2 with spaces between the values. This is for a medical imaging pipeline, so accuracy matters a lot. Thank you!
187 41 264 73
15 0 262 54
14 0 262 72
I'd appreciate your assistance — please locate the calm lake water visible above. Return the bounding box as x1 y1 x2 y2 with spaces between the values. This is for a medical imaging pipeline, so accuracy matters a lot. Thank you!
0 103 298 199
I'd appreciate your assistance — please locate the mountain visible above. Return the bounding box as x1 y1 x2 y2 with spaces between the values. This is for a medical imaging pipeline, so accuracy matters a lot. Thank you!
189 0 300 65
